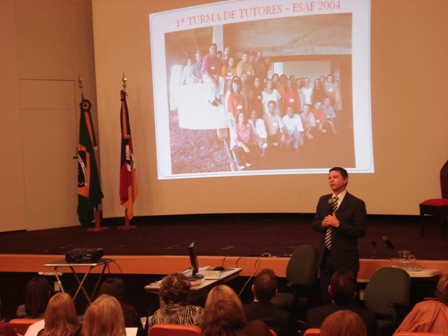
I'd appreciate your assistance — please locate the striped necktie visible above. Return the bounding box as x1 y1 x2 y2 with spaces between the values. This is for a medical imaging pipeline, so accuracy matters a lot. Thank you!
325 196 339 250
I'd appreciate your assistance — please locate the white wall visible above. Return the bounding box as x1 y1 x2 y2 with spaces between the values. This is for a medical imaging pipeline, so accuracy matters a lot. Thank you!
0 0 97 232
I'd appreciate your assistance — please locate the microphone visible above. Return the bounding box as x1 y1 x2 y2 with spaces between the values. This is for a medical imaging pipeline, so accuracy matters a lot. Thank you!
371 240 377 259
382 236 395 249
328 197 335 214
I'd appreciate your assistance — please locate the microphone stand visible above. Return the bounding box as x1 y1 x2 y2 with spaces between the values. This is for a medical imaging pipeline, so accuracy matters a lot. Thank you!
386 245 393 259
371 240 377 259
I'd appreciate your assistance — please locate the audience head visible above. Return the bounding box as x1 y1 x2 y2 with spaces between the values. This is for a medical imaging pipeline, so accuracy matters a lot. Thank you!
159 272 191 305
329 269 357 306
41 292 79 336
252 269 278 303
205 284 243 310
435 273 448 305
320 310 367 336
202 299 246 336
24 276 52 317
0 322 18 336
97 277 126 303
83 294 126 336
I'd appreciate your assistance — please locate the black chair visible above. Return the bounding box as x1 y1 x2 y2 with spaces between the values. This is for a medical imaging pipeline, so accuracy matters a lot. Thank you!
363 267 411 335
271 244 319 312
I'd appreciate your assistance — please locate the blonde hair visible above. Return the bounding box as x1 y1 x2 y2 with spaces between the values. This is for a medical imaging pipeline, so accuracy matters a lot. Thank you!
202 299 246 336
205 284 243 310
40 293 79 336
82 294 126 336
320 310 367 336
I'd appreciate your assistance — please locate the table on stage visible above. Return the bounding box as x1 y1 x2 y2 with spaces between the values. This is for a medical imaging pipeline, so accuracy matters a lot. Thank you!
145 267 242 299
44 258 115 304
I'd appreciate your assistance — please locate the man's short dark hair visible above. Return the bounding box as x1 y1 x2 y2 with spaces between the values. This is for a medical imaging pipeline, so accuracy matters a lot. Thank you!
330 269 357 306
329 167 348 179
253 269 278 302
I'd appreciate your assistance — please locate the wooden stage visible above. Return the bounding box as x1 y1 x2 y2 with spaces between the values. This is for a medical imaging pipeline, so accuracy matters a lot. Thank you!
2 254 447 280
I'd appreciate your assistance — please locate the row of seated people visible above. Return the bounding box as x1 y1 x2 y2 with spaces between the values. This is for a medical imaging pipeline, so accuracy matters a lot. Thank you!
179 44 342 115
179 46 271 89
9 277 145 336
9 270 448 336
229 96 336 169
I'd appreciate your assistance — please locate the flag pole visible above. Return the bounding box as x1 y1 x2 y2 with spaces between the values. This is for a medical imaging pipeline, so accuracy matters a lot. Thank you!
118 73 137 231
78 74 108 232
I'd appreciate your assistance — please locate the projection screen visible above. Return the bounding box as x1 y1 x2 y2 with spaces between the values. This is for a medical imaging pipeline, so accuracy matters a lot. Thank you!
150 0 373 180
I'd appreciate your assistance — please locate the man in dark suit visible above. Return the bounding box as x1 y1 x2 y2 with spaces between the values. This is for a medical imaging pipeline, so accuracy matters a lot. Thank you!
312 167 367 305
244 269 299 336
306 269 379 336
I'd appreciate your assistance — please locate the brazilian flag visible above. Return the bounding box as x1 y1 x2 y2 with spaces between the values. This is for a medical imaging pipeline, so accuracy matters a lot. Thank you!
77 99 104 227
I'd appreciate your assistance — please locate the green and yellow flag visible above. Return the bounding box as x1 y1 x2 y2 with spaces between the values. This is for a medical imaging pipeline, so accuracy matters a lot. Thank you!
77 99 104 227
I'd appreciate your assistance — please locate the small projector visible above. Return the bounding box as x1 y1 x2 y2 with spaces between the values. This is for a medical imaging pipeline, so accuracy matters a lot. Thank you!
65 247 104 263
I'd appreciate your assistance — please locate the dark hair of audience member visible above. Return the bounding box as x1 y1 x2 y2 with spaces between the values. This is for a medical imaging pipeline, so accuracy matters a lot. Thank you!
82 294 126 336
201 299 246 336
320 310 367 336
25 277 52 317
97 277 145 335
38 292 80 336
330 269 357 306
0 322 19 336
435 273 448 305
253 269 278 302
159 272 191 305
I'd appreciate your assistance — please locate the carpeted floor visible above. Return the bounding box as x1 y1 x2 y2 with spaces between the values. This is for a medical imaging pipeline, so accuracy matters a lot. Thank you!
0 213 447 260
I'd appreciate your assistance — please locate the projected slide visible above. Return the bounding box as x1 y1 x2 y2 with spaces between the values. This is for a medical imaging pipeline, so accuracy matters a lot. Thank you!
150 0 372 179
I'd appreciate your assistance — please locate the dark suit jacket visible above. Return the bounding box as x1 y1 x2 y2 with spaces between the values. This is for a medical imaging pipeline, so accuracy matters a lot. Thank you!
244 301 298 336
306 303 379 336
311 192 367 273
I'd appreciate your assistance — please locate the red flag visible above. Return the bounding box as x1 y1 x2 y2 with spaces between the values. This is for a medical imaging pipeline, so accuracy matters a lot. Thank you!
119 90 138 219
